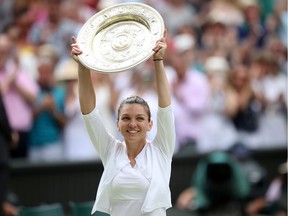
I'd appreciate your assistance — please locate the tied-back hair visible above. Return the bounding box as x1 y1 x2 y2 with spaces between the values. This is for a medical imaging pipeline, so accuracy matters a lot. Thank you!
117 95 151 121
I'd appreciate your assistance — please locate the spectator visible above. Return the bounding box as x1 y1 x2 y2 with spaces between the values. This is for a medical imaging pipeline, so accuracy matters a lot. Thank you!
197 56 239 153
9 0 43 44
56 59 99 161
3 21 38 84
251 52 287 113
230 63 261 134
169 33 210 153
3 0 47 81
157 0 196 37
246 52 287 149
0 33 38 159
28 44 67 162
238 0 268 48
199 13 239 60
28 0 80 63
205 0 244 27
264 35 287 75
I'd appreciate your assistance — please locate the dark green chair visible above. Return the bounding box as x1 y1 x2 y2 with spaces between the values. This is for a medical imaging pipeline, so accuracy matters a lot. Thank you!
69 201 109 216
19 203 65 216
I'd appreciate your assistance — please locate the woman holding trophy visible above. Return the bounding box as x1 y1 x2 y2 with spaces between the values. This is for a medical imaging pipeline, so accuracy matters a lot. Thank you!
71 20 175 216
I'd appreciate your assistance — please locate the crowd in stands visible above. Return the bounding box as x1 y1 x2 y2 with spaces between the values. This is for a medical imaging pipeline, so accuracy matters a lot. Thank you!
0 0 287 163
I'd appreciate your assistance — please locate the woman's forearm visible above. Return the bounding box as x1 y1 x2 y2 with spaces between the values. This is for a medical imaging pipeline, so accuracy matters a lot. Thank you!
154 60 171 108
78 64 96 114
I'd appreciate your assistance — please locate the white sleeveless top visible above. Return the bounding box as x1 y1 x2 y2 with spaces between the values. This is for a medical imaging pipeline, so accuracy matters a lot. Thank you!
109 162 166 216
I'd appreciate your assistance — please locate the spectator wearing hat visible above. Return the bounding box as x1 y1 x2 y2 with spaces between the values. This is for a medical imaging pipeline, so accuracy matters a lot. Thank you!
237 0 268 48
169 33 210 154
199 8 240 60
56 59 100 161
205 0 244 27
28 44 67 161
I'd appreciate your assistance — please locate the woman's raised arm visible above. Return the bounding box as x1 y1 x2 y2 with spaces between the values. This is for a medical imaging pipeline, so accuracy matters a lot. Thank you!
71 36 96 114
152 30 171 108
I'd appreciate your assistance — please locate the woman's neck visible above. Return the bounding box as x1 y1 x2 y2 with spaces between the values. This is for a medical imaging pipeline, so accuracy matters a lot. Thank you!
126 140 146 159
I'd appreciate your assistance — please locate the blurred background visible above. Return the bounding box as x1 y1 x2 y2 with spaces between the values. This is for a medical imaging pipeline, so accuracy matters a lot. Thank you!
0 0 287 215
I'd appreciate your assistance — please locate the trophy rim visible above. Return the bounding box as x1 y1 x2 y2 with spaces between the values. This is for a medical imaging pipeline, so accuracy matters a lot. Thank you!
76 2 164 73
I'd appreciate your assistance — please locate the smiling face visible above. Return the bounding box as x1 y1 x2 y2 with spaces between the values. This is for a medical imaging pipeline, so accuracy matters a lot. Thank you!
117 103 153 145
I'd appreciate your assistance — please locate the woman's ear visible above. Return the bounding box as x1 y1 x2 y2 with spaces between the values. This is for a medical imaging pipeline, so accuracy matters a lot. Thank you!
116 120 120 131
147 120 153 131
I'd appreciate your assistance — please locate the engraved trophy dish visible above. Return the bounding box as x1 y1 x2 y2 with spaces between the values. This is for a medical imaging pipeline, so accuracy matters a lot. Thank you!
76 3 165 73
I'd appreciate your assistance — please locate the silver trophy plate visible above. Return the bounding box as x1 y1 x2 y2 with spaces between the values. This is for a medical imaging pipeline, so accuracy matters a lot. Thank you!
76 3 164 73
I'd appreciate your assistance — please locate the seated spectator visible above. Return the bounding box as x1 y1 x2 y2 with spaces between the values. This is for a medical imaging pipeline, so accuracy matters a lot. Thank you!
28 44 67 162
176 151 250 213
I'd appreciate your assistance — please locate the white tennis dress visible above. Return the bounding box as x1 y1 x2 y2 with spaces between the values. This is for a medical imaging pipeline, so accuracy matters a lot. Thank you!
109 156 166 216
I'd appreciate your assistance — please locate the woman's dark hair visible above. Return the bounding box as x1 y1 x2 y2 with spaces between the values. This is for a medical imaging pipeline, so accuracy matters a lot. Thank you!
117 95 151 121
